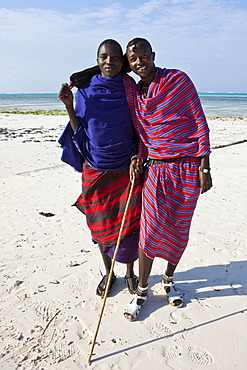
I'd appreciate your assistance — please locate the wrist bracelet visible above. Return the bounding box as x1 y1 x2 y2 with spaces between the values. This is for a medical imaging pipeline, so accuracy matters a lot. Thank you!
131 155 137 161
199 166 210 173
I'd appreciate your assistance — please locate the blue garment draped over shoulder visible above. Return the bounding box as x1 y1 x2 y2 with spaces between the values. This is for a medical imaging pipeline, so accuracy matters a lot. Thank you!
59 73 138 171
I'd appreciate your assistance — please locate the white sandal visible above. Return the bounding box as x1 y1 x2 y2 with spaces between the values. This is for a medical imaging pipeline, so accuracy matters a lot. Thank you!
163 275 183 308
123 285 148 321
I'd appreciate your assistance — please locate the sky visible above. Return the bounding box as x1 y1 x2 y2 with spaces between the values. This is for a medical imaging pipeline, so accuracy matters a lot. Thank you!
0 0 247 93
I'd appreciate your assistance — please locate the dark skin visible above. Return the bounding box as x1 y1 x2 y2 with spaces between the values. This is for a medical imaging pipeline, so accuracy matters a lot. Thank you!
127 41 156 89
97 43 123 78
58 43 124 131
125 41 213 317
127 40 212 194
58 42 138 295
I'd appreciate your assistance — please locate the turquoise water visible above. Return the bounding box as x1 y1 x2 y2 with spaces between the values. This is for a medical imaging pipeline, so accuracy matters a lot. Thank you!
199 93 247 118
0 93 64 112
0 92 247 118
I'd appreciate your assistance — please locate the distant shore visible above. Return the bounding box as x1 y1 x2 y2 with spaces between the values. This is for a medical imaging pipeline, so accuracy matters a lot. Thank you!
0 108 247 121
0 108 67 115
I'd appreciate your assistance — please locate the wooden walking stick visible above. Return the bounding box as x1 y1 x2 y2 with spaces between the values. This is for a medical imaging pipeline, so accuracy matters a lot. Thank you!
87 176 136 365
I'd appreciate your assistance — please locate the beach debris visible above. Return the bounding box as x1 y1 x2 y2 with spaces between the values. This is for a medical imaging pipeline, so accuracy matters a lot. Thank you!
37 285 46 293
39 212 55 217
67 261 87 267
80 248 90 253
42 310 61 335
169 316 178 324
14 280 24 287
49 280 60 285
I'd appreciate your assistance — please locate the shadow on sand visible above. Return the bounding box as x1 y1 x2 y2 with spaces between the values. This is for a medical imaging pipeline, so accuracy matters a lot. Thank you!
92 260 247 363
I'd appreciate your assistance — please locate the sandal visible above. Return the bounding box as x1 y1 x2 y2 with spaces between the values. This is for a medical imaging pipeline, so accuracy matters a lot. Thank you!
162 275 183 308
123 285 148 321
96 274 116 297
125 275 139 295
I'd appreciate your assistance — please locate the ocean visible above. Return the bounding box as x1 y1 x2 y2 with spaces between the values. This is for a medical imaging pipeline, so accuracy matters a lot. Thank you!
0 92 246 118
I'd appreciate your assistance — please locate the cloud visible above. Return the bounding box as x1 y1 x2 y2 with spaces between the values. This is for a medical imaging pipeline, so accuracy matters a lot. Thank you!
0 0 247 92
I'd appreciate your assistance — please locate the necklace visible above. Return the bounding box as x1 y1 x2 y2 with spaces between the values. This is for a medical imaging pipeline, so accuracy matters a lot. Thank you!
141 84 149 97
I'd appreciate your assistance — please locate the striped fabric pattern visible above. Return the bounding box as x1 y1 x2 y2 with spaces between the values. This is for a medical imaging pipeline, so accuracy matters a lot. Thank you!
75 162 143 247
122 68 211 264
140 158 201 264
123 68 211 160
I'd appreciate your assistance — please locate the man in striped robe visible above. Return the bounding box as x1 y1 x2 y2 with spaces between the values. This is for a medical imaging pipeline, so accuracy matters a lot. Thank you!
123 38 212 321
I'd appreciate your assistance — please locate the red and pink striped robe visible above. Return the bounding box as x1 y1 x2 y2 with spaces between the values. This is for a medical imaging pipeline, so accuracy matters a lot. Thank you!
123 68 211 264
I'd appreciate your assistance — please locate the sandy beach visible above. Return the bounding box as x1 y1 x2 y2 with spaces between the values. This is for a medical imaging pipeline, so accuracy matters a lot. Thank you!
0 113 247 369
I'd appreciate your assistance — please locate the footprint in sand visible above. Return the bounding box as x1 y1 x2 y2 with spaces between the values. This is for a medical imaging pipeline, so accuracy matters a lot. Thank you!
16 330 81 368
2 324 24 341
75 322 90 341
147 321 173 338
187 346 214 366
195 297 213 309
162 345 182 359
169 310 194 326
50 341 81 363
31 301 63 325
77 297 102 312
162 344 214 367
0 343 17 360
77 295 118 313
68 273 90 293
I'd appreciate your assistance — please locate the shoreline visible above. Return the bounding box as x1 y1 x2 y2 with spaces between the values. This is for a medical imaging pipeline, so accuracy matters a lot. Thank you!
1 108 247 120
0 113 246 152
0 109 67 115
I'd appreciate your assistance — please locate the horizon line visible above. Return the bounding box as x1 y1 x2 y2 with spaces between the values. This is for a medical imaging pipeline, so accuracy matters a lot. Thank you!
1 91 247 95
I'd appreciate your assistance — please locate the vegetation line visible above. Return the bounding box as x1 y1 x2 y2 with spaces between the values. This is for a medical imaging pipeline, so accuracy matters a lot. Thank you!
0 109 67 115
0 109 246 120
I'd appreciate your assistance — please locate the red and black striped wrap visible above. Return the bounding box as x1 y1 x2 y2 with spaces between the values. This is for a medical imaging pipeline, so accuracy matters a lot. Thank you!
75 162 143 247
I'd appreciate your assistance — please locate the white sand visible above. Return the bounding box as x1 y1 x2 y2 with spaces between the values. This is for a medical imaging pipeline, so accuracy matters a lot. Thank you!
0 113 246 369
